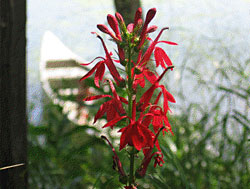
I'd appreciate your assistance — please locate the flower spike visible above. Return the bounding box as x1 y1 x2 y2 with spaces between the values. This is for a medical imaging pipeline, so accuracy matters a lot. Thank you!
80 7 177 187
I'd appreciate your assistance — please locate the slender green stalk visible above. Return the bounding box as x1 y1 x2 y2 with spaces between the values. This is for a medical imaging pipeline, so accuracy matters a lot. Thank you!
127 44 135 186
129 150 135 185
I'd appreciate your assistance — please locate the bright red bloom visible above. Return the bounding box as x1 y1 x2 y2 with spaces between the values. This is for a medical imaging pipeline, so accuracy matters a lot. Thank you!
154 47 173 69
119 117 154 151
138 67 176 112
132 67 158 89
83 80 127 125
96 34 125 87
139 27 169 67
81 34 125 87
80 56 106 88
141 91 173 136
118 100 155 151
138 27 178 69
135 127 164 178
143 105 173 135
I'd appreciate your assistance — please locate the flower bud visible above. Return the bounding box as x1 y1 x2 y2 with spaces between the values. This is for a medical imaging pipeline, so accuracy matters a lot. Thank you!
145 8 156 25
97 24 117 40
107 14 121 40
146 25 158 33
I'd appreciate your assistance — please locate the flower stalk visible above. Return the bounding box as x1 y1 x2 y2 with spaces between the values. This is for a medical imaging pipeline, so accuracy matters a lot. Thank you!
80 7 178 188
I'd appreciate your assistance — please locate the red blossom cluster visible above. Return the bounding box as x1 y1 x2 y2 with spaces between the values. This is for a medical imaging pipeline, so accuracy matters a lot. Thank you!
80 7 177 188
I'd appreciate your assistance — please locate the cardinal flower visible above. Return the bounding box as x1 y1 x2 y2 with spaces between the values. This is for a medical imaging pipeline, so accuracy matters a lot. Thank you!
138 67 176 112
80 56 106 88
135 127 165 178
154 47 173 70
80 7 177 188
142 92 173 135
138 27 177 69
118 116 155 151
119 100 155 151
83 80 127 125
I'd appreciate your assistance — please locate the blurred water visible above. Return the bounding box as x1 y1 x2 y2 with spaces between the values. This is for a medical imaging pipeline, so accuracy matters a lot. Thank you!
27 0 250 124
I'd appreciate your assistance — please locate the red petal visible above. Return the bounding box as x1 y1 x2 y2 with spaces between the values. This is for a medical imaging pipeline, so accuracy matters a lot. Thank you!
102 115 128 128
83 95 111 101
147 25 158 33
94 63 105 88
119 124 131 150
154 47 166 68
140 27 169 66
131 125 144 151
94 102 108 123
127 23 134 33
155 47 173 68
154 92 162 105
97 35 125 86
80 56 104 66
144 69 158 84
139 85 157 110
80 62 100 81
158 40 178 45
160 85 175 103
107 79 119 100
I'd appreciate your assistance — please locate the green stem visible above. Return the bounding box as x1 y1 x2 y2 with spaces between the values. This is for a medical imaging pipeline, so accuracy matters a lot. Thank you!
129 150 135 186
127 44 135 186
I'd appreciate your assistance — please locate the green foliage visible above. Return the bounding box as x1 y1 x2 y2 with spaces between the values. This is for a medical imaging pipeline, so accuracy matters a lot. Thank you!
28 102 123 188
29 58 249 188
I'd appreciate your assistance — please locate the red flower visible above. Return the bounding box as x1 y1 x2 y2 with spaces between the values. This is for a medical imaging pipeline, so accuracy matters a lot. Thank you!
138 27 177 69
143 105 173 135
80 56 106 88
132 67 158 89
83 80 127 125
80 34 125 87
154 47 173 69
135 127 165 178
118 100 155 151
119 118 154 151
139 27 169 67
138 67 176 112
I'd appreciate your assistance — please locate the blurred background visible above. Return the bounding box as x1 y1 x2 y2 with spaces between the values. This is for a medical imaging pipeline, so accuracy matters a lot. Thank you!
27 0 250 188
